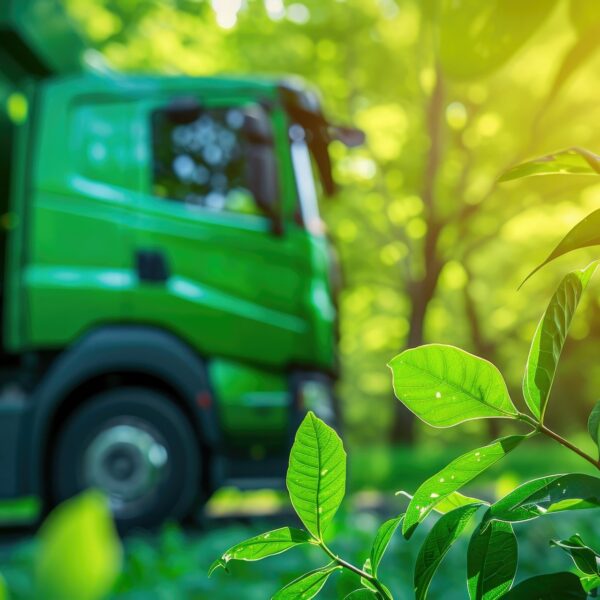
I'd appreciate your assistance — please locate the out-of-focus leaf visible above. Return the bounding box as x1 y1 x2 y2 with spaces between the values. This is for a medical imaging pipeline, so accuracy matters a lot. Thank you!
517 207 600 284
369 515 403 576
570 0 600 34
588 401 600 457
500 147 600 182
467 521 517 600
523 264 597 419
0 574 7 600
402 436 523 538
208 527 314 575
414 503 481 600
437 0 557 80
272 564 341 600
502 572 586 599
543 22 600 109
550 534 600 576
34 490 122 600
286 412 346 541
389 345 518 428
483 474 600 526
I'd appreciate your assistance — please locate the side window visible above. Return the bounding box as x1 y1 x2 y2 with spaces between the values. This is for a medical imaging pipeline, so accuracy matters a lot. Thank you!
151 105 264 216
71 102 135 190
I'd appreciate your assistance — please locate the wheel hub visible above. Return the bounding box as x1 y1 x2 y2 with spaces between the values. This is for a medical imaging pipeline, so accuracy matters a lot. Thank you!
83 422 169 517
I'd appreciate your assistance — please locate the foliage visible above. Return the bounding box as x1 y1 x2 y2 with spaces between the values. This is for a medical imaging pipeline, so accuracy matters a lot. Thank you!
213 187 600 597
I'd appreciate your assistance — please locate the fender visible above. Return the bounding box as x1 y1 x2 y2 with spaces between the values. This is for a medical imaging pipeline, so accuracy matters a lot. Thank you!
24 325 220 495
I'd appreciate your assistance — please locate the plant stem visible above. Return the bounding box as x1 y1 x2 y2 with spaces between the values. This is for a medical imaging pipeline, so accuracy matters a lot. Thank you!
320 542 393 599
539 424 600 471
517 411 600 470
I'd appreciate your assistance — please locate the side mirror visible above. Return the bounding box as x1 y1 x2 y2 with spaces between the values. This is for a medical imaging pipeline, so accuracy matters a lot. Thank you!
242 107 282 233
330 125 366 148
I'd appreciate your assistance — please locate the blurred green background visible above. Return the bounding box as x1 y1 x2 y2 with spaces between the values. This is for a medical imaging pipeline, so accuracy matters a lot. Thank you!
3 0 600 598
57 0 600 444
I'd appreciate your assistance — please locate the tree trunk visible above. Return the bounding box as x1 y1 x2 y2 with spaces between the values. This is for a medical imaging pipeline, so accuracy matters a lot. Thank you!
389 65 445 444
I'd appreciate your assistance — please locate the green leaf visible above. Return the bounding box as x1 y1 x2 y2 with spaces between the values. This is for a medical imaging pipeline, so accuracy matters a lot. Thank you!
433 492 483 514
502 572 586 599
518 207 600 283
467 521 517 600
402 436 524 538
370 515 403 576
484 474 600 526
359 561 393 600
209 527 314 575
414 503 481 600
208 558 227 577
588 401 600 457
344 591 380 599
286 412 346 541
523 264 597 419
550 534 600 576
272 564 341 600
500 147 600 182
34 490 122 600
580 573 600 593
389 345 518 428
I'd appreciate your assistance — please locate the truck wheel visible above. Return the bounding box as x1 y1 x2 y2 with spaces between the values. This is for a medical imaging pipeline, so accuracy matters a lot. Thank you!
51 387 201 531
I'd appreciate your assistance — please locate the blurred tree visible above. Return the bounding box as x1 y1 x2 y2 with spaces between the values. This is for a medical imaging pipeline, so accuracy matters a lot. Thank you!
64 0 600 444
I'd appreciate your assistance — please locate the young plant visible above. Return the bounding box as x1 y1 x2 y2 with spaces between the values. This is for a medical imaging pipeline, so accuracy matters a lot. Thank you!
209 411 400 599
211 190 600 598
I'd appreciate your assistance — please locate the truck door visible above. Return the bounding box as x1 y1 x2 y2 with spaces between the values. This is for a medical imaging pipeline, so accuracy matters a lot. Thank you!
129 94 308 369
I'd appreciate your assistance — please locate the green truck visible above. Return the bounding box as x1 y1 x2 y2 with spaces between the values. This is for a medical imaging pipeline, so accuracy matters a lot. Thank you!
0 0 361 529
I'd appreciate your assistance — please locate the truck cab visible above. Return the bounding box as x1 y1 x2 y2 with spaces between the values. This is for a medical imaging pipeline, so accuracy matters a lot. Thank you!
0 12 361 528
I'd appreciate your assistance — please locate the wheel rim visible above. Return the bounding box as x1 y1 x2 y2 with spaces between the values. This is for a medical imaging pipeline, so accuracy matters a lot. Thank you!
83 419 169 519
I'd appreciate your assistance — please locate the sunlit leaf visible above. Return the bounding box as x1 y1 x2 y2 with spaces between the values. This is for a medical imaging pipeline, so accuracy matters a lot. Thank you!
34 490 121 600
519 207 600 284
389 345 518 428
272 564 341 600
433 492 483 514
588 401 600 457
467 521 517 600
523 264 597 420
437 0 557 80
499 147 600 182
209 527 314 575
414 503 481 600
402 436 523 538
502 572 586 599
370 515 403 576
344 590 379 599
550 534 600 576
360 560 393 599
580 574 600 593
286 412 346 541
483 474 600 526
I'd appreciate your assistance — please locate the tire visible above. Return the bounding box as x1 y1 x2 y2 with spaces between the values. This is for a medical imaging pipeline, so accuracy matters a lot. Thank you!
50 387 201 532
